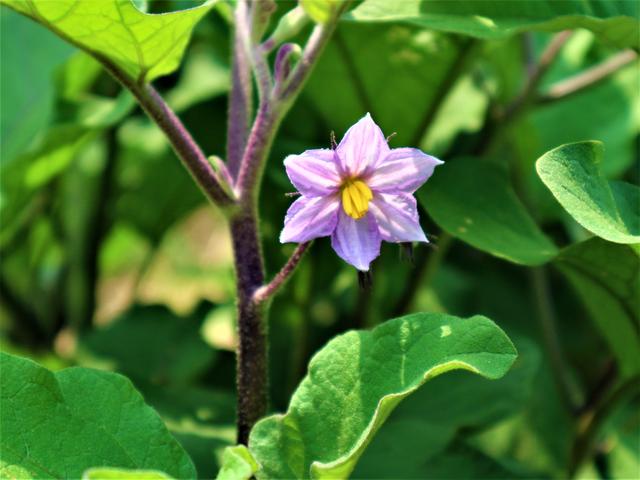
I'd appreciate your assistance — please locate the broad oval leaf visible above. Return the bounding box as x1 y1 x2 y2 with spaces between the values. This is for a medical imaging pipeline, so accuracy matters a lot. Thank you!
0 352 196 479
0 0 216 83
346 0 640 49
536 141 640 244
554 238 640 378
418 157 559 265
248 313 517 479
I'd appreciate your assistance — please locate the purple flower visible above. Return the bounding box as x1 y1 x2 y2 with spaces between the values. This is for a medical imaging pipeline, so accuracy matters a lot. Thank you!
280 113 443 271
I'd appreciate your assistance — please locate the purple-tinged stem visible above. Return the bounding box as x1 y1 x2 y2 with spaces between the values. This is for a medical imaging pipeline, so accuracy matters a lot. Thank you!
254 242 312 304
227 0 253 179
231 6 348 443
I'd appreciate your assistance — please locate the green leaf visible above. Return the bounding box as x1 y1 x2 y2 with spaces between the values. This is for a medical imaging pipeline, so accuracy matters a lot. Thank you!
83 468 174 480
0 352 196 479
536 141 640 244
300 0 341 24
346 0 640 48
248 313 517 479
1 0 216 83
80 304 215 385
419 157 559 265
217 445 260 480
0 8 73 163
554 238 640 377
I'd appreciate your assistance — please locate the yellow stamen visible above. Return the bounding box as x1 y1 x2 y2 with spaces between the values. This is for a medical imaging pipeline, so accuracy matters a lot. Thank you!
341 179 373 220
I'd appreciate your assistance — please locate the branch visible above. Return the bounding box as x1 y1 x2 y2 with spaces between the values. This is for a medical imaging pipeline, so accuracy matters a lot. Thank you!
538 49 638 104
101 62 235 208
253 242 312 304
227 0 253 179
501 30 573 122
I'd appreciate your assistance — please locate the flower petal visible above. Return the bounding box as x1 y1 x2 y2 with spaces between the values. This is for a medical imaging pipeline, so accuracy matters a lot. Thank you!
330 210 381 271
369 192 427 243
280 195 339 243
336 113 389 177
368 148 443 193
284 149 341 197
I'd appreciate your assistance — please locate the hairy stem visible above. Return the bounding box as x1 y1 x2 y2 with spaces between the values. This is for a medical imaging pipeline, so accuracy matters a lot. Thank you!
227 0 253 179
254 242 312 304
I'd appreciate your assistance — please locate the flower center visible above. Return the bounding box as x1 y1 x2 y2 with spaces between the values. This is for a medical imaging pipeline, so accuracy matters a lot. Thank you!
341 179 372 220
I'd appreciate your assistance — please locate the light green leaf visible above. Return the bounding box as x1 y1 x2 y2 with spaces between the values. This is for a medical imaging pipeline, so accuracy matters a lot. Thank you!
248 313 517 479
0 352 196 479
346 0 640 48
300 0 341 24
536 141 640 244
419 157 559 265
83 468 174 480
217 445 260 480
0 0 216 83
554 238 640 378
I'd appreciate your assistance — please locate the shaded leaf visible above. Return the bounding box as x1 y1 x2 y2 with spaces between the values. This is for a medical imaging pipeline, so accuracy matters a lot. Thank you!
1 0 216 83
80 304 215 385
555 237 640 377
536 141 640 244
248 313 517 479
419 157 559 265
347 0 640 48
0 352 195 479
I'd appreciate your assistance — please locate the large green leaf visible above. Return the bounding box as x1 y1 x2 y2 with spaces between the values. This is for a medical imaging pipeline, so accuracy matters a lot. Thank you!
536 141 640 244
554 238 640 377
346 0 640 48
0 352 196 479
419 157 559 265
248 313 517 479
0 0 216 83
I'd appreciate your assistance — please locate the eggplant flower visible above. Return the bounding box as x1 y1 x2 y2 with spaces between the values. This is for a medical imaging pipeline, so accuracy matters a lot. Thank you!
280 113 443 271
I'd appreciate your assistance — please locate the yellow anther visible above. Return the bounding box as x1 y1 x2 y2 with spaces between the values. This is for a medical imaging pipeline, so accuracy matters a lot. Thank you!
341 179 373 220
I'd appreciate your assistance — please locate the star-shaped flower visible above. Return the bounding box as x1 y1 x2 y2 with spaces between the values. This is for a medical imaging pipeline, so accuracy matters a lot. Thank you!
280 113 443 271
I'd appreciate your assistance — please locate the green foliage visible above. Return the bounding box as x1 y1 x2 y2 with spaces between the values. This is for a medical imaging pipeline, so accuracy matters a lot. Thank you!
0 0 216 83
300 0 342 24
83 468 174 479
419 157 558 265
347 0 640 48
80 304 216 385
216 445 259 480
555 238 640 378
536 141 640 244
248 313 517 479
0 352 195 479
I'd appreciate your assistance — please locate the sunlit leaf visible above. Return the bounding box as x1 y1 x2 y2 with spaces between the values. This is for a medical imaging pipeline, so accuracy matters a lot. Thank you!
1 0 216 83
248 313 517 479
347 0 640 48
536 141 640 244
0 352 196 479
216 445 259 480
83 468 174 480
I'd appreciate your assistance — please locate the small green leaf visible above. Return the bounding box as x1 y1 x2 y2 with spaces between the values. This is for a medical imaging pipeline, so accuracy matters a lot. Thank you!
0 352 196 479
554 238 640 378
418 157 558 265
217 445 260 480
346 0 640 48
0 0 216 83
300 0 340 24
83 468 174 479
536 141 640 244
248 313 517 479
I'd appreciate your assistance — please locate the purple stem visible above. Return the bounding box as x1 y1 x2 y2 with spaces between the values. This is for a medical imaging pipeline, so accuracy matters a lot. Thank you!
227 0 253 179
253 242 312 304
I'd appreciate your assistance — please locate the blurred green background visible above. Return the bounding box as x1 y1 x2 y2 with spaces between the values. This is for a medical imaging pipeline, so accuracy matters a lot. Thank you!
1 1 638 478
